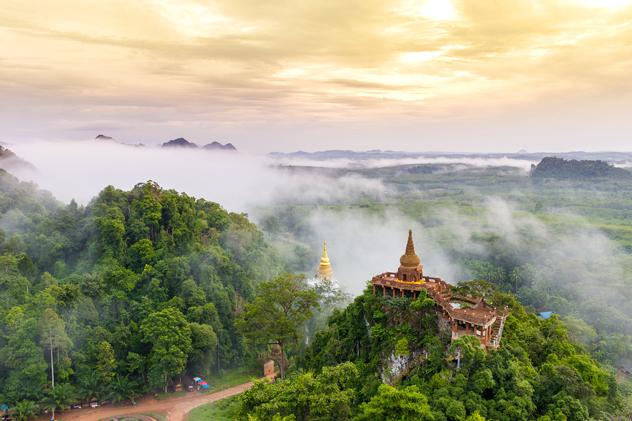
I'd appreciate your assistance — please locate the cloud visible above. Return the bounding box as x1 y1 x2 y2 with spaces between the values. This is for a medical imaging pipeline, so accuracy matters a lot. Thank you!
271 155 536 171
2 0 632 151
9 140 387 209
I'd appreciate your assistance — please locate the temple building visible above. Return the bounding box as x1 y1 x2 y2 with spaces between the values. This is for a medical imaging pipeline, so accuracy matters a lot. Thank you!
371 230 508 350
316 241 333 281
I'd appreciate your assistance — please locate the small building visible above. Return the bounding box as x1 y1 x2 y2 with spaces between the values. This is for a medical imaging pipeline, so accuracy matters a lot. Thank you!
371 230 509 350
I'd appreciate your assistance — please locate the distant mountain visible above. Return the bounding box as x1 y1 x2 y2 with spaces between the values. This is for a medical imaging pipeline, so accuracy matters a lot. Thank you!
0 145 35 171
162 138 198 148
270 149 632 164
530 157 632 179
95 134 114 141
202 141 237 151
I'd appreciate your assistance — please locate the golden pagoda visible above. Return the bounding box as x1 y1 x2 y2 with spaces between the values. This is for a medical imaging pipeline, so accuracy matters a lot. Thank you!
316 241 334 281
397 230 423 282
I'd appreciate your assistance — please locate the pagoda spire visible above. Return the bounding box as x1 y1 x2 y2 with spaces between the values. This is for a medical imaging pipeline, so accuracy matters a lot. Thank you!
400 229 421 268
317 241 333 281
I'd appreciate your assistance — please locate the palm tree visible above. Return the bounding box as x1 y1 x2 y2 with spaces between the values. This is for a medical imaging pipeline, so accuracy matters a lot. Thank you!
107 375 139 405
43 383 76 417
77 370 100 402
14 400 39 421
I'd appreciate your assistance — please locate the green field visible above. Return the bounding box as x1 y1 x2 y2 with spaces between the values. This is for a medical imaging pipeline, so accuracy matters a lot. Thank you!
186 397 240 421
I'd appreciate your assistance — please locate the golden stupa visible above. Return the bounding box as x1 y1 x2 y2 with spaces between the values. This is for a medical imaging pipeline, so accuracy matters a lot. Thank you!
317 241 333 281
400 229 421 267
397 230 423 282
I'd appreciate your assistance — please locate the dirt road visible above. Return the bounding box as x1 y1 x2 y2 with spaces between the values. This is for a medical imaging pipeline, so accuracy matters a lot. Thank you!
55 382 253 421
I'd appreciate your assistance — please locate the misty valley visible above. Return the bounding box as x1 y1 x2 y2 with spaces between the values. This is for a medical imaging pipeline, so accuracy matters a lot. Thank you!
0 146 631 421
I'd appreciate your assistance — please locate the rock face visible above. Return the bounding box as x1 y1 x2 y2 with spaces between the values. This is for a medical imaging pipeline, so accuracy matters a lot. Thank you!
162 138 198 148
530 157 631 179
202 141 237 151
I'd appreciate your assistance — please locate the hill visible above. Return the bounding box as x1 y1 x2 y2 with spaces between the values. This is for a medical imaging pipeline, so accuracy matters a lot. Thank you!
530 157 631 179
0 174 282 414
203 141 237 152
162 137 198 148
0 145 35 171
238 284 623 419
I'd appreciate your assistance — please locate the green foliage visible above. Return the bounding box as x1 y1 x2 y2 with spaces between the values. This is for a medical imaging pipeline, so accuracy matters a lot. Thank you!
141 307 192 392
531 157 631 180
355 384 433 420
0 177 283 417
187 396 241 421
240 362 359 420
237 274 319 377
300 287 622 420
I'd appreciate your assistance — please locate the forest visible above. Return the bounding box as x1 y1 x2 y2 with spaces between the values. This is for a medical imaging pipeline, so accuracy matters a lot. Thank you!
0 170 282 417
1 159 632 420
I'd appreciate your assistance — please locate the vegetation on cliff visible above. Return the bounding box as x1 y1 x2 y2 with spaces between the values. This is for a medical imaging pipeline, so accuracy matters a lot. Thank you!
240 285 623 420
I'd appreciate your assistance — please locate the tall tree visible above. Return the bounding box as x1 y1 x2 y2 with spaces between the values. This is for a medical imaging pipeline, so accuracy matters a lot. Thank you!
237 274 319 378
141 307 192 392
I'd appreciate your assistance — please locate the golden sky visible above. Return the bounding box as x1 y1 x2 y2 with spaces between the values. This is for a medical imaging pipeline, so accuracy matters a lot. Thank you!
1 0 632 151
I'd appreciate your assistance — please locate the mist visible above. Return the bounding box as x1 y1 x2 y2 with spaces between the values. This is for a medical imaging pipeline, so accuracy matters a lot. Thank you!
7 140 632 337
9 141 387 210
270 155 536 171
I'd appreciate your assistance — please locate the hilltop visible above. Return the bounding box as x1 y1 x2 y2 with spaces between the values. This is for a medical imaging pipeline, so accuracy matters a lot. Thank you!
530 157 631 179
162 137 199 148
0 145 35 171
203 141 237 151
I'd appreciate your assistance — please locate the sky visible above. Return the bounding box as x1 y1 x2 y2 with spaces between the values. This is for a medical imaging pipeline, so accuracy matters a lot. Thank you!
1 0 632 153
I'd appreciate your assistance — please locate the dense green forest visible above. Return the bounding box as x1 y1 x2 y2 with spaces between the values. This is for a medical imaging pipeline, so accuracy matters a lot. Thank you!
233 283 628 420
2 160 632 420
530 157 631 179
0 170 281 415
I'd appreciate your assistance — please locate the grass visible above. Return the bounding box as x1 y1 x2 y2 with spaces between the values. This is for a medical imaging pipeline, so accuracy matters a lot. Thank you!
155 390 187 400
186 396 240 421
156 367 255 399
203 367 256 393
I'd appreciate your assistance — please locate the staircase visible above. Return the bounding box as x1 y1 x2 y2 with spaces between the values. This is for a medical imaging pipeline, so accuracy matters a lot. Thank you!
489 316 506 348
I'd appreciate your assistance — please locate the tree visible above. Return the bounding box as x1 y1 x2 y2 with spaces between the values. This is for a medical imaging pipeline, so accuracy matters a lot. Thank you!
188 322 218 377
237 274 319 378
14 400 38 421
44 383 76 414
106 375 139 404
355 384 434 420
37 307 72 420
141 307 192 392
95 341 117 384
240 362 359 420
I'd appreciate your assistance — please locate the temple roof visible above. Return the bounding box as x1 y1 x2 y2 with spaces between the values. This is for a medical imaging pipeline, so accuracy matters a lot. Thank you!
400 229 421 268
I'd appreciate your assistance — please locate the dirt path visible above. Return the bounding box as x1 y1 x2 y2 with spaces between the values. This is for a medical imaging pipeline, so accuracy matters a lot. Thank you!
55 382 253 421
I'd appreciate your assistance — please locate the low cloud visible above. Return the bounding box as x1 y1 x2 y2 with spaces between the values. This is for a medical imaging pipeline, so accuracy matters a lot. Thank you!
271 155 536 171
9 140 387 210
8 140 631 336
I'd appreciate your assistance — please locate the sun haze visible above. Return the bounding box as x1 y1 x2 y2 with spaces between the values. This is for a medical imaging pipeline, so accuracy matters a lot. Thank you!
1 0 631 151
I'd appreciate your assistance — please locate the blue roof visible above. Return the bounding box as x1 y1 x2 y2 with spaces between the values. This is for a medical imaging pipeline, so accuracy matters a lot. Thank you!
539 311 554 319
